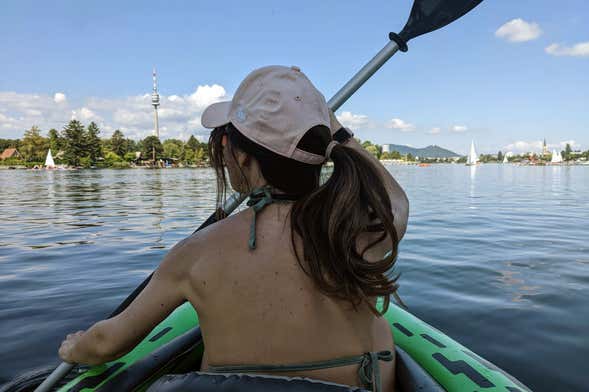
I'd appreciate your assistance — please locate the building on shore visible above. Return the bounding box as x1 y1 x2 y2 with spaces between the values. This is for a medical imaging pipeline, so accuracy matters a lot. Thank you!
0 148 22 160
542 138 549 156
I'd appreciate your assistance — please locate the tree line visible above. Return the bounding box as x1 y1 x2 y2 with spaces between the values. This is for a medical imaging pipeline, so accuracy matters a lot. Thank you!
0 120 209 167
3 123 587 167
488 144 588 163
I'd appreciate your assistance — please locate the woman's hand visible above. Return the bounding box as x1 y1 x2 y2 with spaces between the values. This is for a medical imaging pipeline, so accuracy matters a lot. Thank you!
59 330 85 364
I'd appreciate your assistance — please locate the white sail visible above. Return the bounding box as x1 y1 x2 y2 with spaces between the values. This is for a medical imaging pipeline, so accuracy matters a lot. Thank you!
503 154 508 163
466 140 479 165
551 149 562 164
45 149 55 168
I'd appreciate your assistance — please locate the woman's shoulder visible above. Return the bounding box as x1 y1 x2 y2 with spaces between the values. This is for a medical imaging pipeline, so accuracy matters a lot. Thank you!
189 209 252 246
168 209 252 268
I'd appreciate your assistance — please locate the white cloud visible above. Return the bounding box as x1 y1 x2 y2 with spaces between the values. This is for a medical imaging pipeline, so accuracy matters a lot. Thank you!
504 140 581 154
0 92 70 133
54 92 67 103
495 19 542 42
25 109 42 117
0 83 228 140
336 111 369 129
167 95 184 103
0 112 18 130
112 109 149 126
428 127 441 135
386 118 414 132
503 140 543 153
505 140 576 153
72 107 102 123
188 84 226 109
451 125 468 132
557 140 580 150
545 42 589 57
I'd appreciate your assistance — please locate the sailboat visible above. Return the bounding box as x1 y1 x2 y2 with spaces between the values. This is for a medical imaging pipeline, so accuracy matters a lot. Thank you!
44 149 55 169
502 154 508 164
466 140 479 166
550 149 562 164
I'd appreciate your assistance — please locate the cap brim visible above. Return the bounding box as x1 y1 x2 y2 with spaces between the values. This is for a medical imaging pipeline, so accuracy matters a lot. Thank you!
201 101 232 129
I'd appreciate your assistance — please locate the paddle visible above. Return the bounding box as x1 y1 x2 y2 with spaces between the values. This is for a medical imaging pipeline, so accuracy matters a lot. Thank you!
34 1 483 390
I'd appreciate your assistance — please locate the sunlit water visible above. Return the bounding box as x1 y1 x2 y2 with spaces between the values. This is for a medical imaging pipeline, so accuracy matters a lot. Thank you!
0 165 587 391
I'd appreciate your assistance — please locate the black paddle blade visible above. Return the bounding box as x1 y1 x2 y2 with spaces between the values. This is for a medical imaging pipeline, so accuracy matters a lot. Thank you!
390 0 484 51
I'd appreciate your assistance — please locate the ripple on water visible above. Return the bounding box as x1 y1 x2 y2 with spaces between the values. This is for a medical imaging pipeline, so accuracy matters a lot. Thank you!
1 166 588 391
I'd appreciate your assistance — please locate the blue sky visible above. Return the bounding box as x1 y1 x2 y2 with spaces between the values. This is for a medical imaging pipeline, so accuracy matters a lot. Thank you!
0 0 587 154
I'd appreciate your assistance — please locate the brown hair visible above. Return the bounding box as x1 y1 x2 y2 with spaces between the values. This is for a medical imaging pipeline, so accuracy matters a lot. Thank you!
208 123 399 314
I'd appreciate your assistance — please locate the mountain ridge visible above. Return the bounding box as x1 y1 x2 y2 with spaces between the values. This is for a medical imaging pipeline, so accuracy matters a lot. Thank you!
383 144 460 158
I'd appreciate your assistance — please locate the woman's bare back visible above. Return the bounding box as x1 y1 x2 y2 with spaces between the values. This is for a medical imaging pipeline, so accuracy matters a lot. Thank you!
184 202 395 390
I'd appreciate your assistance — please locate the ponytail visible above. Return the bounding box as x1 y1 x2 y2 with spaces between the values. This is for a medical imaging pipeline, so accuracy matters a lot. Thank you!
290 142 399 315
209 123 399 314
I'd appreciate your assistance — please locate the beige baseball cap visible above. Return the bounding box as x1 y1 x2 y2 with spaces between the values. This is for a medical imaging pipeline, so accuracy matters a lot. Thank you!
201 65 330 165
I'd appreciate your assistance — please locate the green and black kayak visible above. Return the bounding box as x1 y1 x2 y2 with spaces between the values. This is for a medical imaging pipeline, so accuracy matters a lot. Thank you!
2 300 531 392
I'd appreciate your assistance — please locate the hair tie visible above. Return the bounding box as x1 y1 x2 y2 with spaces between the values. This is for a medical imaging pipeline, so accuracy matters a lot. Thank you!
325 140 339 160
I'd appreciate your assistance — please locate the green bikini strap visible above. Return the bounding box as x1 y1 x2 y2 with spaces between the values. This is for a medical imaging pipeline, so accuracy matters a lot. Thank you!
246 186 274 250
208 350 394 392
357 350 394 392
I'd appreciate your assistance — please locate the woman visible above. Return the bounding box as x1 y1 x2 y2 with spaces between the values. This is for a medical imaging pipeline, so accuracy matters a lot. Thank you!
59 65 409 391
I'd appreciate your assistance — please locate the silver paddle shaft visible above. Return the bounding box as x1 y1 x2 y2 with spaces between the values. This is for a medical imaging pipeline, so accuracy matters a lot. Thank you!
328 40 400 111
33 39 401 392
34 363 74 392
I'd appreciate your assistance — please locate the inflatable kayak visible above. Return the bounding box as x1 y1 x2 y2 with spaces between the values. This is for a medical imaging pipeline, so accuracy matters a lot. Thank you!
1 300 530 392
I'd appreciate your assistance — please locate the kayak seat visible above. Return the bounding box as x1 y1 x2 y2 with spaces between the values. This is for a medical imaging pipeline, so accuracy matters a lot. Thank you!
145 348 444 392
146 372 370 391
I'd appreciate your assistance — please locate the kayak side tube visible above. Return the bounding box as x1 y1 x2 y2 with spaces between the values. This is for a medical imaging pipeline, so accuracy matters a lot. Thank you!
58 303 200 392
384 303 531 392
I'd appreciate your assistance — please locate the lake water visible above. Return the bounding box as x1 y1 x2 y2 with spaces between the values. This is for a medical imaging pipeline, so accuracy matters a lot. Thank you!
0 165 587 391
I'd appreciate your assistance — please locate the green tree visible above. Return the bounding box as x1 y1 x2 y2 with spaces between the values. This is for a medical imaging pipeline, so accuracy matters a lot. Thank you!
390 150 402 160
21 126 47 162
142 136 163 161
183 148 195 163
163 139 184 159
63 120 86 166
199 143 209 162
380 152 392 160
104 151 123 165
497 151 504 162
361 140 373 149
48 129 64 153
124 151 138 162
0 138 20 151
85 122 102 164
186 135 200 151
364 144 379 157
406 153 414 161
100 139 111 154
110 130 127 157
564 143 572 161
195 147 205 163
126 138 138 153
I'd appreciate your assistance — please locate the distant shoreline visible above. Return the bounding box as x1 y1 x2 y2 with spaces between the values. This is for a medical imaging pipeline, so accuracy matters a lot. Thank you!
2 161 588 170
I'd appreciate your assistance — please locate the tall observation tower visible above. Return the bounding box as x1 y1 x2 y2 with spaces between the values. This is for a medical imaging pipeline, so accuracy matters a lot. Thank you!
152 68 160 138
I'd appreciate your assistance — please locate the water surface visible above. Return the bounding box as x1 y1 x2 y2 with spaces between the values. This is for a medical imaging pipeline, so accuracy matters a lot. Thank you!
0 165 587 391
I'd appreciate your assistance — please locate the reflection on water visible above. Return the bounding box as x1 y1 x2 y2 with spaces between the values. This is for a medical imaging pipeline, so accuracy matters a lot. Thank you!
0 165 588 391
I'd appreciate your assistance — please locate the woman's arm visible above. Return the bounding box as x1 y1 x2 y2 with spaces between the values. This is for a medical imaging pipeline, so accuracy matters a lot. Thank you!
59 239 193 365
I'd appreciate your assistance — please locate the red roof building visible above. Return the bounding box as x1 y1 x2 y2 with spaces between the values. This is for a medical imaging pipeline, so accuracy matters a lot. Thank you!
0 148 22 160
